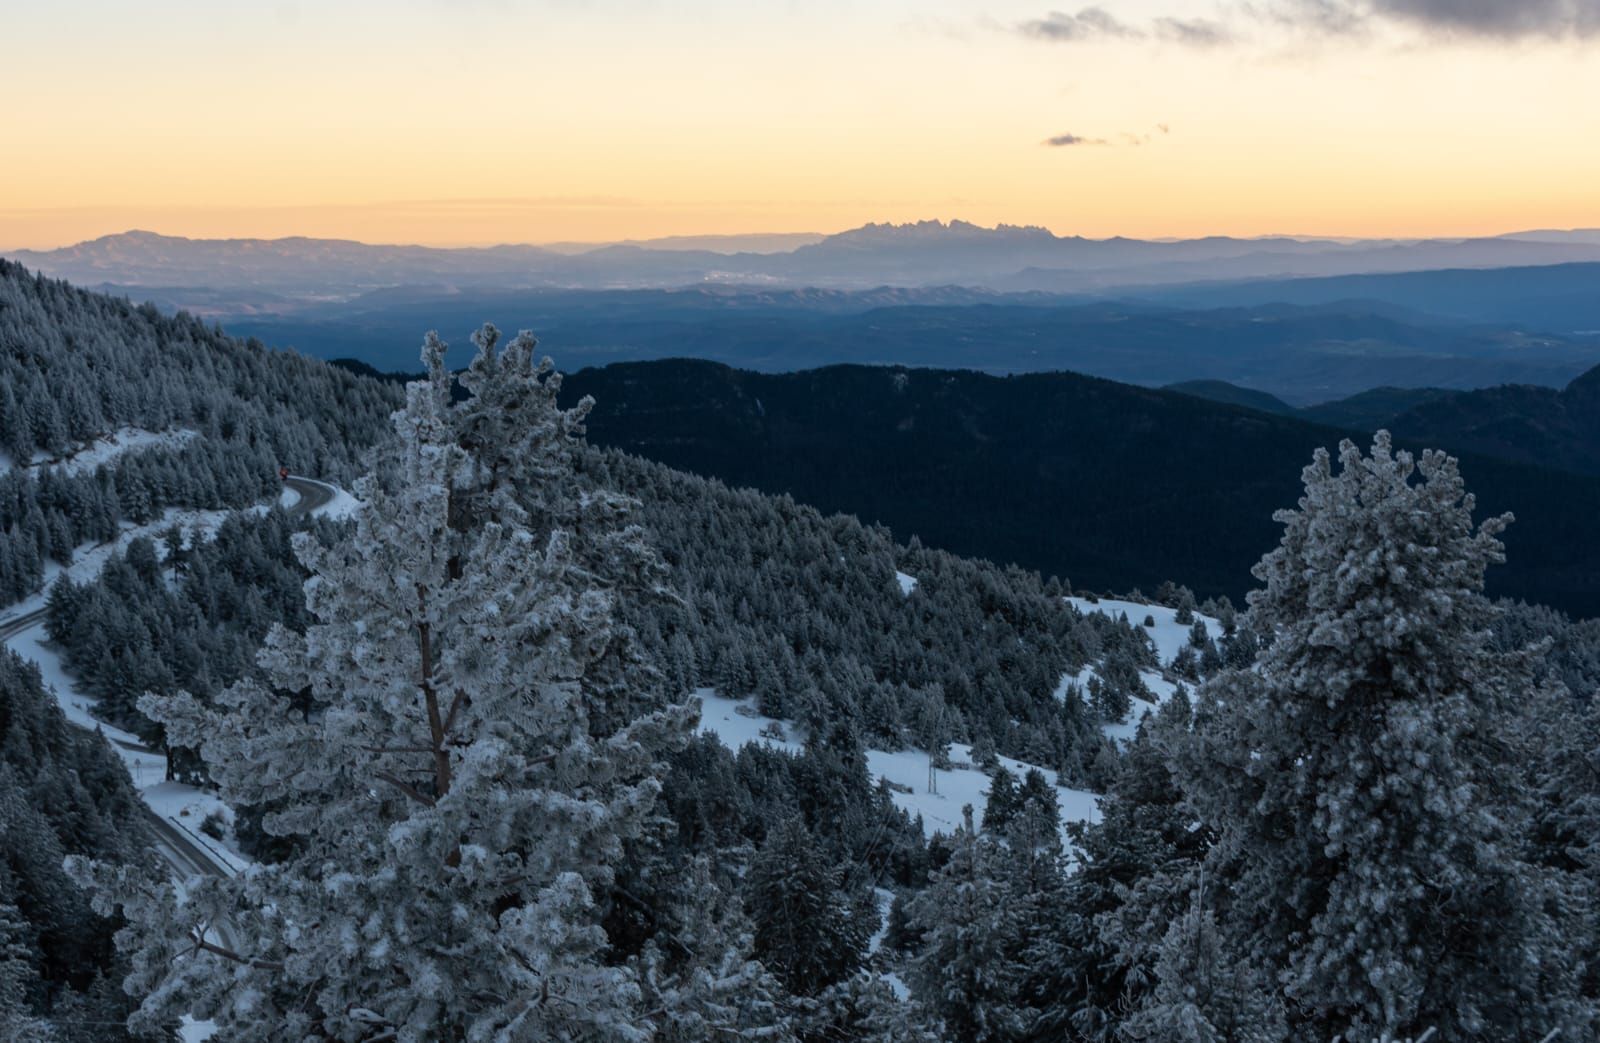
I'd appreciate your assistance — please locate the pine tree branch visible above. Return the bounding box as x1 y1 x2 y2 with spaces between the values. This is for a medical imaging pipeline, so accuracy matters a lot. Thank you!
416 589 453 798
441 687 468 738
188 932 284 972
374 770 436 807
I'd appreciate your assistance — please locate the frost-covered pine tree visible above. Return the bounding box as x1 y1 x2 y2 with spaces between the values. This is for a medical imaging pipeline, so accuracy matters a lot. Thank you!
71 331 694 1041
1173 433 1588 1040
1119 896 1283 1043
635 858 793 1042
908 807 1032 1042
746 817 869 998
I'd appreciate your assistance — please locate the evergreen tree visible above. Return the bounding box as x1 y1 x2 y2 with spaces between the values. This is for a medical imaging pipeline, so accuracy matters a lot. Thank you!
1020 717 1205 1043
0 902 40 1028
909 807 1032 1042
637 858 794 1042
747 818 870 997
983 766 1021 835
1120 898 1284 1043
71 338 694 1041
1176 433 1588 1040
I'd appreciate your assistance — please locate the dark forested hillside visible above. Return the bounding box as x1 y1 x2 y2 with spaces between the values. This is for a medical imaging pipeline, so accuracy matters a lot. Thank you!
0 651 150 1036
562 359 1600 617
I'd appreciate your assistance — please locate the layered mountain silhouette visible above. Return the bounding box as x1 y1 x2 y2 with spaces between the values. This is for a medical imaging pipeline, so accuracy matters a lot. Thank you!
16 223 1600 300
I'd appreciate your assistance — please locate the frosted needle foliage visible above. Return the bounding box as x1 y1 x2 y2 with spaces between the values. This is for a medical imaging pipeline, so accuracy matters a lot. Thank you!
1173 433 1587 1041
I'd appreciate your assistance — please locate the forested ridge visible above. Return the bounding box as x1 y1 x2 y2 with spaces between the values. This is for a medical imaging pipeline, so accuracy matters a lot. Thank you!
559 358 1600 617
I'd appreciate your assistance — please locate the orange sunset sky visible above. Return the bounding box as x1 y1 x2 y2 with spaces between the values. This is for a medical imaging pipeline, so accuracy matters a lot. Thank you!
4 0 1599 249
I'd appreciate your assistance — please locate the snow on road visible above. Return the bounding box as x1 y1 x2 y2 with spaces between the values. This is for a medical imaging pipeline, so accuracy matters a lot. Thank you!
1 426 200 478
4 578 249 877
305 481 363 520
0 480 351 1042
0 482 354 873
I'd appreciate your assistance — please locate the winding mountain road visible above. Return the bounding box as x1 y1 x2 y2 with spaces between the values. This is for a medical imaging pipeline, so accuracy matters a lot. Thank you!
2 475 343 888
283 474 336 518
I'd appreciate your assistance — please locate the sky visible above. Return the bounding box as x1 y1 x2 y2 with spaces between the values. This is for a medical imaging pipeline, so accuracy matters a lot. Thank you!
3 0 1599 248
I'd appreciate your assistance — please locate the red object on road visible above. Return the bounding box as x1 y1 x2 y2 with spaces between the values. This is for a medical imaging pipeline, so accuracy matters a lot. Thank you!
278 466 290 482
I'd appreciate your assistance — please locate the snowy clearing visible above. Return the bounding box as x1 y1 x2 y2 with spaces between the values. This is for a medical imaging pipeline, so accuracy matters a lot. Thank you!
1065 595 1218 664
696 689 1102 841
1063 596 1215 742
895 571 919 596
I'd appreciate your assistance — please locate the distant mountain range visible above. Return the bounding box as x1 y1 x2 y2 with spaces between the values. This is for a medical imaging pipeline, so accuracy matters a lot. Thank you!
13 223 1600 306
11 226 1600 408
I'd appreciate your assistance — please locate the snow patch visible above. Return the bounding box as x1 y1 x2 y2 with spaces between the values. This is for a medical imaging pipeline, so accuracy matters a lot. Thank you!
895 571 918 596
179 1015 217 1042
695 689 1102 842
869 887 895 954
1063 597 1212 741
1065 596 1218 665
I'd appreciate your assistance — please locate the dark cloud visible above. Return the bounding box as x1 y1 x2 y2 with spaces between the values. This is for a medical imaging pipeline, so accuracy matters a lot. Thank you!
1268 0 1600 39
1020 7 1141 42
1042 133 1110 146
1022 1 1600 47
1154 16 1236 46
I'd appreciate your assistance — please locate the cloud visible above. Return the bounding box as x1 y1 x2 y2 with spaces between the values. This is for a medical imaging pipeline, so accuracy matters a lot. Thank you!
1021 1 1600 48
1264 0 1600 39
1020 7 1141 42
1042 132 1111 146
1044 124 1169 147
1154 15 1236 46
1020 6 1239 46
